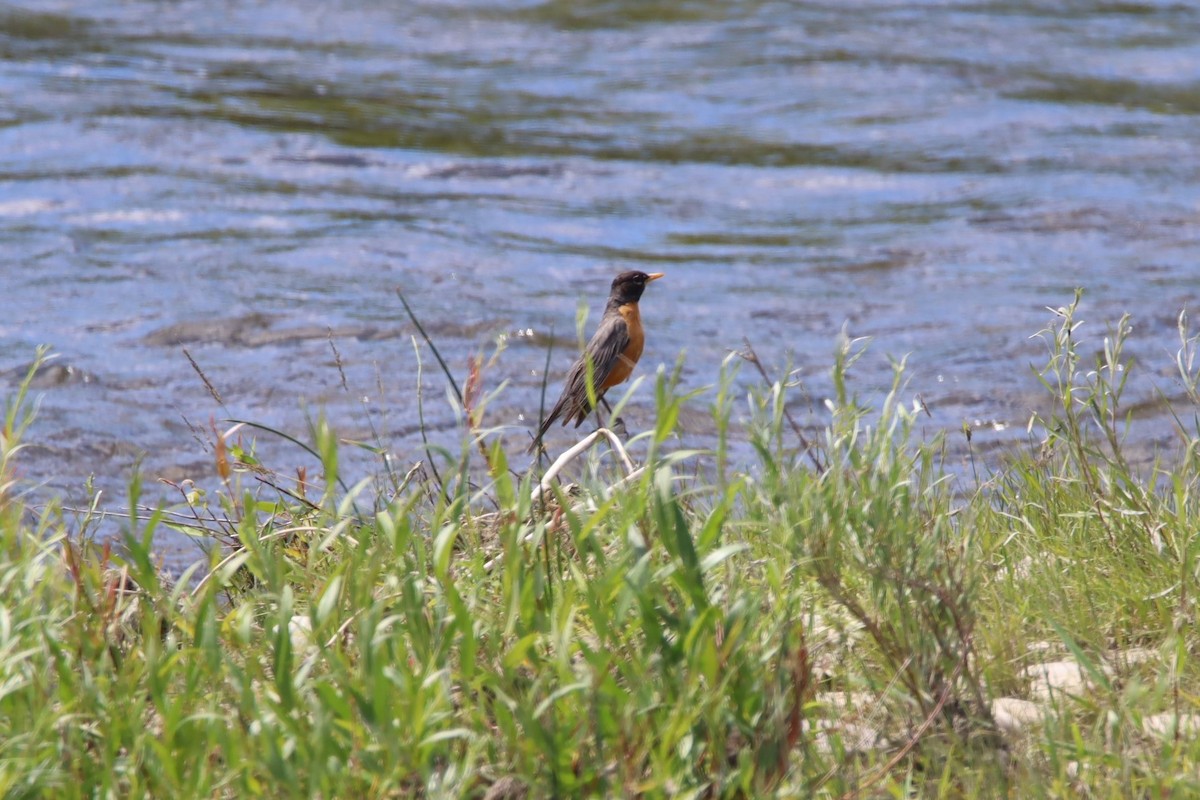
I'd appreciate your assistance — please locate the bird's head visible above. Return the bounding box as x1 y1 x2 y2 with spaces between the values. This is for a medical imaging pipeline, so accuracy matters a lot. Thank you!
609 270 664 306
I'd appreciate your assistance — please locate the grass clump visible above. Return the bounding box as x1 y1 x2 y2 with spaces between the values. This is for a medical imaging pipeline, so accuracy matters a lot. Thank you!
3 291 1200 797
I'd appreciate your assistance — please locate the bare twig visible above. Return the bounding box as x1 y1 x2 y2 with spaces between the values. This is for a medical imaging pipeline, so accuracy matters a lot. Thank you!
740 338 824 473
191 547 251 597
60 503 232 534
392 461 423 502
834 654 966 800
183 348 225 407
396 287 462 405
254 475 321 511
370 360 401 493
601 465 646 498
327 328 349 392
158 478 238 546
411 335 448 503
533 327 555 465
222 418 353 496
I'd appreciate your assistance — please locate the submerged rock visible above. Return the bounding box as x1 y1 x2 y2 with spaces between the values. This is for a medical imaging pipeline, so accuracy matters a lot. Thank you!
142 312 276 347
6 360 97 388
142 312 390 347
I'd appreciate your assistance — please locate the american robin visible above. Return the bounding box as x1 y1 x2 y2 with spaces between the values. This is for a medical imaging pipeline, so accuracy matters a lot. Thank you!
530 270 664 452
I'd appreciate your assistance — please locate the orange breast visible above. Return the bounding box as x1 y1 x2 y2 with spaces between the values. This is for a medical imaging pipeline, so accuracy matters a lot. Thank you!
601 302 644 390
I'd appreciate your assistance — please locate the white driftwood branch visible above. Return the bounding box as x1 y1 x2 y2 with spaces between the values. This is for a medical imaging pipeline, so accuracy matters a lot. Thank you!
530 427 634 506
485 428 639 572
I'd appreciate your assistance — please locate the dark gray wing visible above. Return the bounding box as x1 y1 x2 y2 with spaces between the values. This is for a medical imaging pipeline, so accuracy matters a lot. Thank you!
542 312 630 435
565 312 631 425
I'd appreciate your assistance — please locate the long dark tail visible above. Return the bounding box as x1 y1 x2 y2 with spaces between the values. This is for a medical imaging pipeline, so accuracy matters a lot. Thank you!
528 396 567 454
529 382 604 454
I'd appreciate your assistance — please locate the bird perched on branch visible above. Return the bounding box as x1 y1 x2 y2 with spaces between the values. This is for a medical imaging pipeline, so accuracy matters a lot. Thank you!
530 270 664 453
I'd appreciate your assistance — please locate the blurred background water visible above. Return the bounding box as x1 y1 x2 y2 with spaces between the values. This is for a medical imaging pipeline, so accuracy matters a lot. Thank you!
2 0 1199 562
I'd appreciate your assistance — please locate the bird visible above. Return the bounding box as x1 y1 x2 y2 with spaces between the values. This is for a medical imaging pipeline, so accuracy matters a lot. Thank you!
529 270 664 453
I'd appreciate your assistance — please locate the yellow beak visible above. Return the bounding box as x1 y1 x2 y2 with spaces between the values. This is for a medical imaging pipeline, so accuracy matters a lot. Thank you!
646 272 665 282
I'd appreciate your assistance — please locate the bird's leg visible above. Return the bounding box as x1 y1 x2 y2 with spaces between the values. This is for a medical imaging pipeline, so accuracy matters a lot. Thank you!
596 397 627 439
591 395 615 430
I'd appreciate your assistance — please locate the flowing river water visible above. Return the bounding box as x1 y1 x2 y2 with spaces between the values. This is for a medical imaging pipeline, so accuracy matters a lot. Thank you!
2 1 1199 564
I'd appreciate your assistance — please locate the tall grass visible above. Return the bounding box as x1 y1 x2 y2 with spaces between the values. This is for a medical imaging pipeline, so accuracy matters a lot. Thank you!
2 295 1200 797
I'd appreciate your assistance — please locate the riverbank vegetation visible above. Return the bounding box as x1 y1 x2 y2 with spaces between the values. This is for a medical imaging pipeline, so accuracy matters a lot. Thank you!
3 292 1200 798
